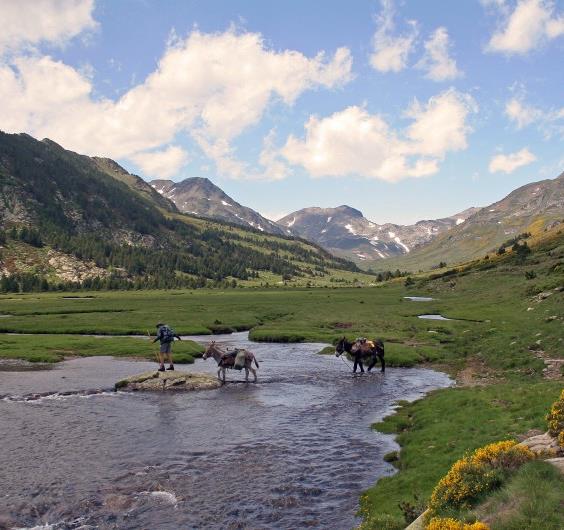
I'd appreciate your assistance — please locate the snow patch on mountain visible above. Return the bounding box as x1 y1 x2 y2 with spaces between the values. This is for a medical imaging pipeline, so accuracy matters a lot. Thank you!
394 237 410 253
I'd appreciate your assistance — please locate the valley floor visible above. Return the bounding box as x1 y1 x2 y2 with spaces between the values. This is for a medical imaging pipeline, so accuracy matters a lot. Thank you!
0 231 562 529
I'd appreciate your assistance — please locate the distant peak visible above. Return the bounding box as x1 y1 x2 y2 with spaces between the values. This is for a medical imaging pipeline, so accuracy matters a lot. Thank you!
336 205 364 218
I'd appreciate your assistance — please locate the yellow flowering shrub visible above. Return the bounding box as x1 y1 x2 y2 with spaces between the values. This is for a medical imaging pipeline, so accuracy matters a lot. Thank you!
429 441 533 513
472 440 534 470
426 517 489 530
546 388 564 448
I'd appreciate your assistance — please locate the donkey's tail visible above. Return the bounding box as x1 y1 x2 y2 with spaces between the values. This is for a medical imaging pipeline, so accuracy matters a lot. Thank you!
254 355 259 368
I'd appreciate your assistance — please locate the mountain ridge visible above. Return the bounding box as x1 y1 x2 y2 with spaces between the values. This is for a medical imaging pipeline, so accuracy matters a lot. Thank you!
378 171 564 271
278 204 480 262
150 177 285 235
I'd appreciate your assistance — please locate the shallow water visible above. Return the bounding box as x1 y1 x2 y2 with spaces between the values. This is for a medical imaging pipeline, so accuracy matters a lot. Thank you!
404 296 434 302
0 332 451 530
417 314 452 320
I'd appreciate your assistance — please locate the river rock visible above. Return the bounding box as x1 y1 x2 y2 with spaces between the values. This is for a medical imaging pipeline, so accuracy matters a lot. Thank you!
115 371 221 392
519 432 563 456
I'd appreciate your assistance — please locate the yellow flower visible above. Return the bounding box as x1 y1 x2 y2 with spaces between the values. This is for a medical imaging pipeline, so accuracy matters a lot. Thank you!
547 389 564 447
429 440 533 513
426 517 490 530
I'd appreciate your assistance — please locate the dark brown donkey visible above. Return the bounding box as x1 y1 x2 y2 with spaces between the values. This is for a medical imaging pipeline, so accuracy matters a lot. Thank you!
335 337 385 373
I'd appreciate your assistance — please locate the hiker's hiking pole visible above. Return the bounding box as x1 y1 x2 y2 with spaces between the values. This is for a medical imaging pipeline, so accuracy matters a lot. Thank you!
147 329 160 365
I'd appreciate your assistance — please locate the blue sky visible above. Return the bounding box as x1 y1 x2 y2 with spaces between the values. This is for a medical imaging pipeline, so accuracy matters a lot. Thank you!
0 0 562 223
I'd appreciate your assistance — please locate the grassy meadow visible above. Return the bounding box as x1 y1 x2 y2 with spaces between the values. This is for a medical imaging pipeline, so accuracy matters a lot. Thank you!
0 230 562 529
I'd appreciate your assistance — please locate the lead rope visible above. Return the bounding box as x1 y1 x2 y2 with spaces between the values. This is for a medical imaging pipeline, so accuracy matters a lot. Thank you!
339 355 354 370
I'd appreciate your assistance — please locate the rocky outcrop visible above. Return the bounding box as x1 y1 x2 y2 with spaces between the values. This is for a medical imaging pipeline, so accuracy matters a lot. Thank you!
520 431 563 457
115 370 221 392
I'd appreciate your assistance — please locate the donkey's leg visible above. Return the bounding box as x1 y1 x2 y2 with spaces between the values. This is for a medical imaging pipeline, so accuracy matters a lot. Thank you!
244 367 249 382
380 354 386 373
359 360 365 373
250 367 257 382
367 355 377 372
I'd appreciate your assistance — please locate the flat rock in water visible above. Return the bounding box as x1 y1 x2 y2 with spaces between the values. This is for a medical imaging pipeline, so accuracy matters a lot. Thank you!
115 371 221 392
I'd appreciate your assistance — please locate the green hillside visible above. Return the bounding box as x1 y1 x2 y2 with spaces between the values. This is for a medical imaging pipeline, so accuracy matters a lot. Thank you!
370 172 563 273
0 132 371 291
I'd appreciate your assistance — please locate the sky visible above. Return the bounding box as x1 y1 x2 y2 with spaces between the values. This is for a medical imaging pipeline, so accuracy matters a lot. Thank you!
0 0 563 224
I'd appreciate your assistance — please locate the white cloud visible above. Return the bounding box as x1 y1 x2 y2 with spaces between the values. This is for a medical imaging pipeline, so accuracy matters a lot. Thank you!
259 129 290 181
504 97 542 128
0 0 97 55
0 29 353 179
486 0 564 54
488 148 536 173
416 27 462 81
505 95 564 136
260 210 289 222
403 89 477 156
282 89 477 182
370 0 418 73
129 145 189 178
193 134 249 180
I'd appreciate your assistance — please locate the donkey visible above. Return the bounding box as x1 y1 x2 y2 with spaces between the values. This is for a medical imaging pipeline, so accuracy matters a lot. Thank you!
335 336 385 373
203 341 259 383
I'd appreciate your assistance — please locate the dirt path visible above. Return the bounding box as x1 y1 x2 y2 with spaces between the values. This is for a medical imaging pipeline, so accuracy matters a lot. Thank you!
530 347 564 380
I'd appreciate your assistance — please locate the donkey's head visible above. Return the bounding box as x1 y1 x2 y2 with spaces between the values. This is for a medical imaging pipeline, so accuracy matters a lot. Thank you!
335 336 347 357
203 341 217 360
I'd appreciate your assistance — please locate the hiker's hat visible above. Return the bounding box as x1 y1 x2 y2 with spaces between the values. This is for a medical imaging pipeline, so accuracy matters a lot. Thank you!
156 322 164 327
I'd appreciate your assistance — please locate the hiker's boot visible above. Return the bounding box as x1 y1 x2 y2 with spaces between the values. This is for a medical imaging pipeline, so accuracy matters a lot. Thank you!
167 365 175 371
158 365 165 372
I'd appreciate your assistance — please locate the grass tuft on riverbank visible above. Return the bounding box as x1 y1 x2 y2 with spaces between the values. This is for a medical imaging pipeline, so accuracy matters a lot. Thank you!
0 335 204 363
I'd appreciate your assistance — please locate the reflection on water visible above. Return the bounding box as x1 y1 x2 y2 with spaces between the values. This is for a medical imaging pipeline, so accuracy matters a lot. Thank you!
0 332 451 530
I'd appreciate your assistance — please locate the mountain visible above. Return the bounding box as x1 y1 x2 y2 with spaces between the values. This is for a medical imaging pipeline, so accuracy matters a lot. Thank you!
278 205 479 263
0 132 365 290
150 178 284 235
381 171 564 271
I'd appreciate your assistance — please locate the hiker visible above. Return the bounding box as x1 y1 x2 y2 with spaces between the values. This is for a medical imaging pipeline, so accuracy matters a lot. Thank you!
152 322 182 372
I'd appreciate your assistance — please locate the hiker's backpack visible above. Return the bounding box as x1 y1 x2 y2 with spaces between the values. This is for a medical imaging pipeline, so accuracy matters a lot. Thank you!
160 325 176 343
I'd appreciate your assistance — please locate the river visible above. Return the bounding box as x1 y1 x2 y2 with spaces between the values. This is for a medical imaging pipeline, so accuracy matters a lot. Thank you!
0 332 451 529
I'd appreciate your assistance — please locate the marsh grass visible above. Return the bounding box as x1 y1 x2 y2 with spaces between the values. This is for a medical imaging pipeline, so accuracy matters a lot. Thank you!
0 335 203 363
